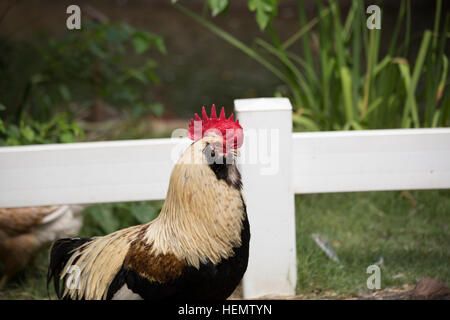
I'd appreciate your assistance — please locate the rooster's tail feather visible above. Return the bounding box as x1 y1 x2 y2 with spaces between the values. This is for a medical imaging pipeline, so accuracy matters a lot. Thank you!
47 237 92 299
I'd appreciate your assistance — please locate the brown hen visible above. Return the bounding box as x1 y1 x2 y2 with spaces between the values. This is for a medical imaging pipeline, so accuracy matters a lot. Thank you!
0 205 84 287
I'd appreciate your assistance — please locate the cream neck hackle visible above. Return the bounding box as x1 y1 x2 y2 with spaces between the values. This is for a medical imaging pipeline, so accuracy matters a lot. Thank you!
143 136 246 268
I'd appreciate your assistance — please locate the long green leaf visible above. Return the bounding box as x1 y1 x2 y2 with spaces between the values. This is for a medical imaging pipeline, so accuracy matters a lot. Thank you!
388 0 406 56
437 55 448 103
295 0 313 71
397 31 430 127
292 113 320 131
396 60 418 128
411 30 432 91
287 52 320 88
432 0 442 51
342 0 356 41
340 67 353 122
283 3 330 50
351 0 361 114
255 38 318 112
361 29 376 117
173 3 290 85
372 56 392 77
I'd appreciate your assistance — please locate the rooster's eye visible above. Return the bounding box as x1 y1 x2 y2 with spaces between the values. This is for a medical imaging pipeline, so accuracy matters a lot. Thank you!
204 143 220 165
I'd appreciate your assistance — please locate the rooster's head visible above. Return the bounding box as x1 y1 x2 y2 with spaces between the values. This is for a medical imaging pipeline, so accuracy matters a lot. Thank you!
187 105 243 166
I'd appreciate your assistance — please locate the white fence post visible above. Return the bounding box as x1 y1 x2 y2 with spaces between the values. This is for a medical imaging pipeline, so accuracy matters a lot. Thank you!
235 98 297 298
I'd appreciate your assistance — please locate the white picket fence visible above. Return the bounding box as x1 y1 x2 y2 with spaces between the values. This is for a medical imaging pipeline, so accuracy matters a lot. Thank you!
1 97 449 298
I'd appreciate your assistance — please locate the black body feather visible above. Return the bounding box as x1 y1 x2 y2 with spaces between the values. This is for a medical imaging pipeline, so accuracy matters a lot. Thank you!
107 213 249 300
47 237 92 299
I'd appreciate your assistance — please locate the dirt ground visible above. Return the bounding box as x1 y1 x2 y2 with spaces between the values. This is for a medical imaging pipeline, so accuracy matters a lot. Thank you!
229 278 450 300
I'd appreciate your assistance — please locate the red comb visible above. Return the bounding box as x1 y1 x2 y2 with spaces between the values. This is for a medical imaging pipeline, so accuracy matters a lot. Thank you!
188 104 244 149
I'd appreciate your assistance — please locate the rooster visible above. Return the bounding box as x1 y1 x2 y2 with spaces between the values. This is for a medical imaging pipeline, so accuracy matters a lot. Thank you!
47 105 250 300
0 205 84 288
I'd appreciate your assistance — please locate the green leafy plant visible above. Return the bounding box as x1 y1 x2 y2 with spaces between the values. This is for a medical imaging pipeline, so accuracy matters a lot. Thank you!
80 201 163 236
31 21 165 120
174 0 449 131
248 0 280 30
0 112 84 146
0 21 166 146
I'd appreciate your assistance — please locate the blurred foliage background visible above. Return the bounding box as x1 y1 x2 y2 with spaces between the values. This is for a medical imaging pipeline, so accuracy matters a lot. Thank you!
0 0 449 299
0 19 165 145
175 0 449 131
0 0 448 145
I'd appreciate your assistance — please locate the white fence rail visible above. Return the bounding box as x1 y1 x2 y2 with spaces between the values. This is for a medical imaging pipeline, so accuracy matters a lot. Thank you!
0 138 190 207
293 128 450 194
1 97 449 298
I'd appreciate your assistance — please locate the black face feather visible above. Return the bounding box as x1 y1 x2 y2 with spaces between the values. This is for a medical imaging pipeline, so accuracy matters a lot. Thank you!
203 143 242 190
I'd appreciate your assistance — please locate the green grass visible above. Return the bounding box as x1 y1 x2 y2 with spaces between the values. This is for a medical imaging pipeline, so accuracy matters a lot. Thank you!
295 189 450 298
0 251 52 300
0 190 449 299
